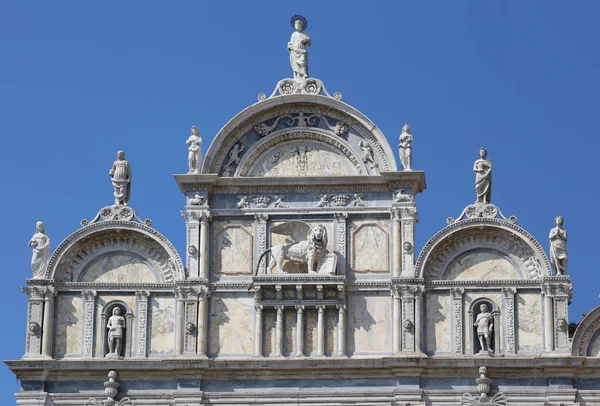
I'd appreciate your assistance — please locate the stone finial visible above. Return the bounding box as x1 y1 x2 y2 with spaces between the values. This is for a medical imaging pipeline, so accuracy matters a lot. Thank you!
549 215 568 275
288 15 311 79
108 150 131 206
460 366 507 405
84 370 134 406
186 126 202 174
28 221 50 278
398 124 413 171
473 147 492 204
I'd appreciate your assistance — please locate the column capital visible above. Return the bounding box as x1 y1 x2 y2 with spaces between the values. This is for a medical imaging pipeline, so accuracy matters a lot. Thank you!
333 212 348 221
254 304 264 311
22 286 45 300
135 290 151 300
450 287 465 299
501 287 517 297
317 305 326 313
336 304 347 313
254 213 269 222
82 290 97 301
275 305 285 313
295 304 305 312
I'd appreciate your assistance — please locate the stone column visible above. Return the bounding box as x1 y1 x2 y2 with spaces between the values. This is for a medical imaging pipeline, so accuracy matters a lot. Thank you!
451 287 464 354
181 210 200 278
336 304 347 357
41 287 56 358
199 211 212 279
414 286 424 354
502 287 516 355
23 287 45 358
553 282 571 353
134 290 150 358
543 284 555 352
401 286 416 353
316 305 325 357
275 305 284 357
254 214 269 275
334 212 348 275
400 207 418 277
174 287 185 355
82 290 97 358
197 289 209 357
295 305 304 357
392 287 402 354
254 304 263 357
391 209 402 277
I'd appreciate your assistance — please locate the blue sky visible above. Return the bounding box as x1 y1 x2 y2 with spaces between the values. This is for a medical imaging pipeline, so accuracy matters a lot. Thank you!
1 1 599 401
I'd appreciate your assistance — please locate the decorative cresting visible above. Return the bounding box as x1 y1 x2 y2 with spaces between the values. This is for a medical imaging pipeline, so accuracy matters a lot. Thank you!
85 370 134 406
460 366 507 406
416 219 551 280
572 304 600 356
258 77 342 101
80 205 152 227
447 203 517 225
45 222 185 281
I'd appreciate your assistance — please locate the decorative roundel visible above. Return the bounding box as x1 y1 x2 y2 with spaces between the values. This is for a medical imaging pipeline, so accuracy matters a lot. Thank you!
290 15 308 30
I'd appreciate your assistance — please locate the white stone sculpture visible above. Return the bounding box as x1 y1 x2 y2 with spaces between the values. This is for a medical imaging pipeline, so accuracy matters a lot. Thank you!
288 15 311 79
224 143 245 169
84 370 134 406
106 307 126 357
260 221 328 275
473 147 492 204
316 194 330 208
398 124 413 171
109 150 131 206
474 304 494 354
273 195 288 208
550 216 568 275
393 189 413 202
359 140 375 167
460 366 507 406
186 126 202 174
28 221 50 278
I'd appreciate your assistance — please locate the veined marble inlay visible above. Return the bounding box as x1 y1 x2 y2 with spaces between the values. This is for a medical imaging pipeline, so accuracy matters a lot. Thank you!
445 250 519 281
350 220 389 273
348 294 391 354
517 293 542 352
214 221 254 275
209 295 253 355
149 296 175 355
81 254 156 283
425 293 451 353
54 294 82 357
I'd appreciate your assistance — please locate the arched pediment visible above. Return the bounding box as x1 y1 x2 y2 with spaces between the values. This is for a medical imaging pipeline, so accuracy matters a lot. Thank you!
46 221 185 282
415 218 552 281
202 95 398 177
572 305 600 356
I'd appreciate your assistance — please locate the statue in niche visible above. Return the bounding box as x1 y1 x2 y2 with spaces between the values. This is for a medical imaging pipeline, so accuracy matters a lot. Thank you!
549 216 568 275
224 143 245 169
359 140 375 166
106 307 126 357
28 221 50 278
398 124 413 171
473 147 492 204
186 126 202 174
256 221 328 275
108 150 131 206
288 15 311 79
474 303 494 354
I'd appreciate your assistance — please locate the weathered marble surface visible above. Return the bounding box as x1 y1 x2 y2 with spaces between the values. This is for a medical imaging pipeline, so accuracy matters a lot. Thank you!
284 309 296 356
425 293 451 353
464 293 502 354
325 308 337 355
516 293 542 352
445 250 519 281
209 295 253 356
95 295 136 356
263 309 276 357
82 254 156 283
54 294 82 357
348 294 391 354
149 295 175 355
213 221 254 275
305 308 318 356
349 220 389 273
587 330 600 356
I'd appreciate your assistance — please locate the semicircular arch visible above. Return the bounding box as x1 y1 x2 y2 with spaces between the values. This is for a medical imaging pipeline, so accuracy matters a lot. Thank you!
572 305 600 356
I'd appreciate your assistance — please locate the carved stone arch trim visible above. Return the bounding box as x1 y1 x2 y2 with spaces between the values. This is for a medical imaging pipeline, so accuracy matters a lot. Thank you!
572 304 600 356
415 218 551 281
202 95 398 174
235 127 368 177
46 221 186 282
100 299 133 358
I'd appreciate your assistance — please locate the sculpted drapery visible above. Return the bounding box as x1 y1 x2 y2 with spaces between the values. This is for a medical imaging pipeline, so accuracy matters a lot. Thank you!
109 150 131 206
288 18 311 79
473 147 492 204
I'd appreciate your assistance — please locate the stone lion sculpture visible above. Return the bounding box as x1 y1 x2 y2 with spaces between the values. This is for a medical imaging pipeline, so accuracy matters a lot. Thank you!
256 221 328 275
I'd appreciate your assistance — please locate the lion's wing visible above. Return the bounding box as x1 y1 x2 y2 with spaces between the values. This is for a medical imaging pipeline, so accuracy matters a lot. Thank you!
270 221 311 243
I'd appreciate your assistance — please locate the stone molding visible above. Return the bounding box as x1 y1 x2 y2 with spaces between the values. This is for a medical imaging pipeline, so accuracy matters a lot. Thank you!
572 304 600 356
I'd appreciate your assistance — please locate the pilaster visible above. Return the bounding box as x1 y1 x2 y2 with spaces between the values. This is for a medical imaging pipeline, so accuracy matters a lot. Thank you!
82 290 97 358
333 212 348 275
451 287 465 354
254 214 269 275
22 286 45 358
399 207 418 277
135 290 150 358
502 287 516 355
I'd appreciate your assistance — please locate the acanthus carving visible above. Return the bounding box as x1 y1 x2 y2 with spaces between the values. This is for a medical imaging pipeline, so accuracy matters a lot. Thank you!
258 78 342 102
85 371 134 406
447 203 516 225
81 205 152 228
460 366 507 406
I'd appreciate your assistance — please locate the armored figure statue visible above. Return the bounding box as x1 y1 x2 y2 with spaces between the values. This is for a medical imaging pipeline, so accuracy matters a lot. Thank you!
108 150 131 206
549 216 568 275
28 221 50 278
398 124 413 171
106 307 126 356
474 303 494 354
288 15 311 79
473 147 492 204
186 126 202 174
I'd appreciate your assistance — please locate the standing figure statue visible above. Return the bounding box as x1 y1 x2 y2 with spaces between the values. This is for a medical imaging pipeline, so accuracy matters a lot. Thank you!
359 140 375 166
108 150 131 206
224 143 245 169
474 303 494 354
28 221 50 278
186 126 202 174
288 15 311 79
473 147 492 204
549 216 568 275
106 307 126 357
398 124 414 171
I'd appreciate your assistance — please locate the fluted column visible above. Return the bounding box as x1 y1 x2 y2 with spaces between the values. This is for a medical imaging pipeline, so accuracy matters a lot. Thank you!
254 304 263 356
199 211 211 279
197 290 209 357
316 305 325 357
41 287 56 358
391 209 402 276
336 305 346 357
82 290 97 358
295 305 304 357
275 305 284 357
392 287 402 354
414 286 424 354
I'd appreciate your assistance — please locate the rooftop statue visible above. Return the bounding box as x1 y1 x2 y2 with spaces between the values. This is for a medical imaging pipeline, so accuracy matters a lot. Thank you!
108 150 131 206
550 216 568 275
186 126 202 174
473 147 492 204
288 15 311 79
28 221 50 278
399 124 414 171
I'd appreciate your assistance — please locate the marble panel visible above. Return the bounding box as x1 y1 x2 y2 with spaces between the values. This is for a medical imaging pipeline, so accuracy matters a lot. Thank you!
587 330 600 357
425 293 451 354
262 309 276 357
54 294 82 357
464 293 503 354
208 295 254 356
284 309 296 356
213 221 254 275
81 254 156 283
348 294 391 354
349 220 390 274
304 308 318 356
445 250 519 281
325 308 337 356
148 295 175 355
516 293 542 352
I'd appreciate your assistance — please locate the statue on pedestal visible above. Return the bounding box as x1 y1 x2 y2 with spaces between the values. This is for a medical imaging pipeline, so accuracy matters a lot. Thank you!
473 147 492 204
106 307 125 357
549 216 568 275
108 150 131 206
288 15 311 79
28 221 50 278
186 126 202 174
474 303 494 354
398 124 413 171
